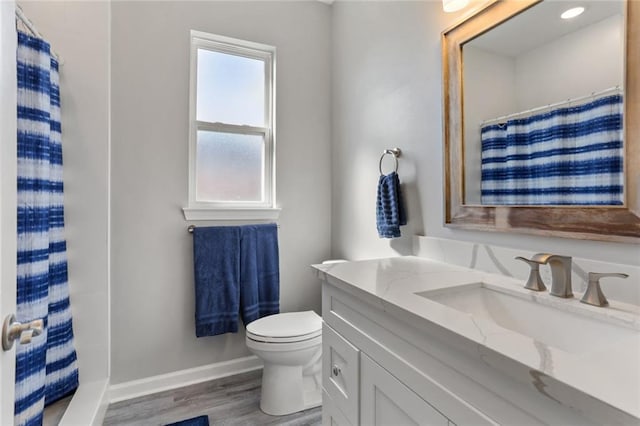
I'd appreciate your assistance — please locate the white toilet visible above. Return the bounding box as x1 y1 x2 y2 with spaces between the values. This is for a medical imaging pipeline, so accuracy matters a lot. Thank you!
246 310 323 416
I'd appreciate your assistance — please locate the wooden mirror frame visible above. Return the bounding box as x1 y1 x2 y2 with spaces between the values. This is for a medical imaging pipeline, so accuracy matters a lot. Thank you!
442 0 640 243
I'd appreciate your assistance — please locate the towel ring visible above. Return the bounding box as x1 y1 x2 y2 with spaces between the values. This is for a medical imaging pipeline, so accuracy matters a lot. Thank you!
379 148 401 176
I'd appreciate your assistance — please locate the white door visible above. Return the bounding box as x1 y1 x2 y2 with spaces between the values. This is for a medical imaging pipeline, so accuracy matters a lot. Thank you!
360 354 450 426
0 0 18 423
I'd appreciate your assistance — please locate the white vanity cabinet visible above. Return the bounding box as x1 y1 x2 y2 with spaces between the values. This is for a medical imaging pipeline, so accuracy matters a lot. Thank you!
321 282 490 426
319 277 634 426
322 322 452 426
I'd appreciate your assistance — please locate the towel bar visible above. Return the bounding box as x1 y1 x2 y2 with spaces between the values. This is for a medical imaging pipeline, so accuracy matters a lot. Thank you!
188 224 280 233
379 148 401 176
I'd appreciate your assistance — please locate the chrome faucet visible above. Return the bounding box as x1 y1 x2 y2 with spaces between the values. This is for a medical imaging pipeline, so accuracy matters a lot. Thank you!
532 254 573 298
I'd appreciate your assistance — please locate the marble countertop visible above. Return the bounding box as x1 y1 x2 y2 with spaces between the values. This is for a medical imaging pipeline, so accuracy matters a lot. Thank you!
313 256 640 420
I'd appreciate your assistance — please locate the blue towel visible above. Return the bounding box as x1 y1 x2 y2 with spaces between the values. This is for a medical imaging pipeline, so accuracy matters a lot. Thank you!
240 224 280 325
193 226 241 337
165 415 210 426
376 172 407 238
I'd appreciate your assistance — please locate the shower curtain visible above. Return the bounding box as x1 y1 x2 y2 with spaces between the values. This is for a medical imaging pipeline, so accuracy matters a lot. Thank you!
480 93 624 205
15 30 78 426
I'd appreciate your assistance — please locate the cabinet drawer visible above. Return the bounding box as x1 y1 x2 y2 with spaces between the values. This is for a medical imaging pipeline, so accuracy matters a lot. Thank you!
323 323 360 425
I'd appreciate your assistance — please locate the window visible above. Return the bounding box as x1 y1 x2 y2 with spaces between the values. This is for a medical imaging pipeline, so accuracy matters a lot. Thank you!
184 31 278 220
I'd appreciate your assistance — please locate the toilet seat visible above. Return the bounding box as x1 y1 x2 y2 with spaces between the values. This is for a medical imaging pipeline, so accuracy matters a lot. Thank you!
246 311 322 343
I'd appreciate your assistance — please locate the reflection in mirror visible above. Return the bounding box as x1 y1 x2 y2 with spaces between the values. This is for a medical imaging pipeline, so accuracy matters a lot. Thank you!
462 0 624 206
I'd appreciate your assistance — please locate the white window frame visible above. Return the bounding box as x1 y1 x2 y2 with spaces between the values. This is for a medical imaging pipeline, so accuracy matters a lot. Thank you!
183 30 279 221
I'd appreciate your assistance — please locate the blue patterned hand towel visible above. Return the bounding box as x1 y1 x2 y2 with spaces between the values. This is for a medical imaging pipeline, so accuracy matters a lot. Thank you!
193 226 241 337
240 223 280 325
376 172 407 238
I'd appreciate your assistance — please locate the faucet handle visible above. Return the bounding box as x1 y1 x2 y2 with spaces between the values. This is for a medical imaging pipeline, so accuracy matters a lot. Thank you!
580 272 629 307
515 256 547 292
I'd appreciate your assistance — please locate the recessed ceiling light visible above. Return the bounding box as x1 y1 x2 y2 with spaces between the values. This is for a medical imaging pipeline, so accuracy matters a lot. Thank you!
561 7 585 20
442 0 469 13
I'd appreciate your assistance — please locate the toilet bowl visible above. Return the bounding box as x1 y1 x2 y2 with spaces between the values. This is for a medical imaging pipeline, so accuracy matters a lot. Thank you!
246 310 323 416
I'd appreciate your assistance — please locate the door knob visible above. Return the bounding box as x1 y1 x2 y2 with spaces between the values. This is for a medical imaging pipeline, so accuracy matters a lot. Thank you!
2 314 44 351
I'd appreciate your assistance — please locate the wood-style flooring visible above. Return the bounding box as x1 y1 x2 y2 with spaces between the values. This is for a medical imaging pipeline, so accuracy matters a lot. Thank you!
103 370 322 426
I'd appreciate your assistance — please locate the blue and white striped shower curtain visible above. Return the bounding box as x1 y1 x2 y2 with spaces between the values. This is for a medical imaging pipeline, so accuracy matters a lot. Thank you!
16 31 78 426
480 93 624 205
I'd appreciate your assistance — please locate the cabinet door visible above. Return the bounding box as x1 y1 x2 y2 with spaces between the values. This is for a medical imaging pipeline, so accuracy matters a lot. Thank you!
323 390 352 426
361 354 450 426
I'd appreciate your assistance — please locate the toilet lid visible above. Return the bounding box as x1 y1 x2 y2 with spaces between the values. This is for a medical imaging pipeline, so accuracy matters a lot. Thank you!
246 311 322 343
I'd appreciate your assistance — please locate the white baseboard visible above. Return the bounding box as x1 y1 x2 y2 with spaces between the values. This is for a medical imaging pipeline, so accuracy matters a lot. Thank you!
108 355 263 404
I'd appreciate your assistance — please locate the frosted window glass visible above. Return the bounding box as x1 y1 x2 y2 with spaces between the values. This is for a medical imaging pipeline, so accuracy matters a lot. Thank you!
196 131 264 202
197 49 265 126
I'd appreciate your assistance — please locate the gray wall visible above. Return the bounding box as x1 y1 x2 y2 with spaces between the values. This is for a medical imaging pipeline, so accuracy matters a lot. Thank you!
18 1 110 384
330 1 640 266
331 1 439 259
111 1 332 384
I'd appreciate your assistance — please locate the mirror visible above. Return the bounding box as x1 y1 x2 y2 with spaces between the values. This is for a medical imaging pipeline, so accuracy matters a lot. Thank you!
442 0 640 241
463 1 624 206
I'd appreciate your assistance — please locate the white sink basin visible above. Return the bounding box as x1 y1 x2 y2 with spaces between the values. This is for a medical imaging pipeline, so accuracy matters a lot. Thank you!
416 283 639 354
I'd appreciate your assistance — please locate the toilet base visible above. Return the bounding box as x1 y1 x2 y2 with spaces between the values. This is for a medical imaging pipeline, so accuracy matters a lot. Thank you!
259 363 322 416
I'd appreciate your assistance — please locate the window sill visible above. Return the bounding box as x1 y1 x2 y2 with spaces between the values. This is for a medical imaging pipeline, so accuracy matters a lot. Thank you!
182 207 281 221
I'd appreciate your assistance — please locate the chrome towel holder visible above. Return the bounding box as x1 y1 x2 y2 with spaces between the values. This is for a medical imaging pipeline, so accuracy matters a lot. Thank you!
379 148 402 176
187 224 280 233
